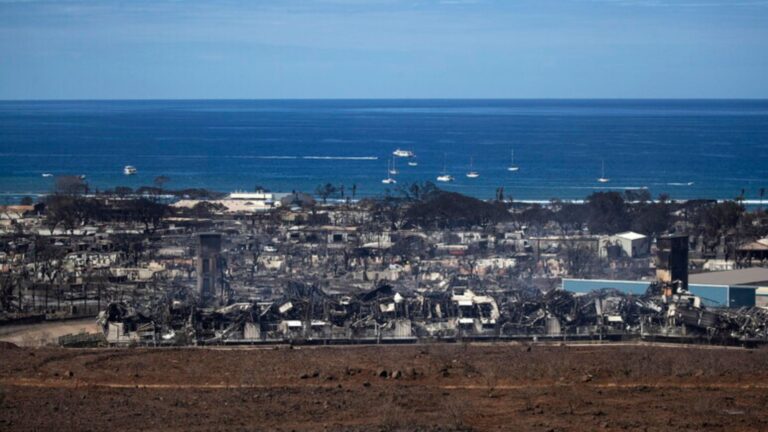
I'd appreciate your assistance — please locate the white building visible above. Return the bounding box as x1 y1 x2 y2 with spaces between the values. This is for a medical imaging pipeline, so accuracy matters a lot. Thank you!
599 231 649 258
173 191 287 214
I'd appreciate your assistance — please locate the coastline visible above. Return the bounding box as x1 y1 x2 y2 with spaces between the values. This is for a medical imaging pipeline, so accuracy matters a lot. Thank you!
1 190 765 209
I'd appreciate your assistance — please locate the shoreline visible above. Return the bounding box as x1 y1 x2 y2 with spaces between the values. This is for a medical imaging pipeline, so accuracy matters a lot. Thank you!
1 191 765 207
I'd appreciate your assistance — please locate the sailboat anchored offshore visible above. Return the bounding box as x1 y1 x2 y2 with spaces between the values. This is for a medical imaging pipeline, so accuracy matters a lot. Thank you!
507 150 519 172
382 159 397 184
597 159 610 183
466 156 479 178
437 154 454 182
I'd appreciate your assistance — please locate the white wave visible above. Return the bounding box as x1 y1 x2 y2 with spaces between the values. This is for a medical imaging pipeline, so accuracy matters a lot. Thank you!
320 138 356 143
567 186 649 190
230 155 297 160
514 199 586 204
302 156 378 160
0 193 47 198
377 139 414 144
666 182 695 186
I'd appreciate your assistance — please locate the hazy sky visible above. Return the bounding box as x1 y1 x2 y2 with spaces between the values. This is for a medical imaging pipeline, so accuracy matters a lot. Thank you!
1 0 767 99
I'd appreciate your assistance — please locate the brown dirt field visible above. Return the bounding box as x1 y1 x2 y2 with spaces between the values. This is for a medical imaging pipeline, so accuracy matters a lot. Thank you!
1 342 768 431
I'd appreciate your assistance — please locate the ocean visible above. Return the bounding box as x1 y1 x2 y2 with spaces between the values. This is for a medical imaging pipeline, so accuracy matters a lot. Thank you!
1 99 766 204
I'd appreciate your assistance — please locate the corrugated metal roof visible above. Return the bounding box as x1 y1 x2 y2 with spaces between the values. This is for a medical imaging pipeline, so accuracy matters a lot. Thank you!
563 278 751 308
562 279 650 295
689 268 768 286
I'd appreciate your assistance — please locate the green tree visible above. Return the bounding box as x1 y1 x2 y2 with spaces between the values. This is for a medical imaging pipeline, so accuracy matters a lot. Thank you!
630 202 671 236
128 198 170 233
44 195 79 234
585 192 629 234
54 175 88 196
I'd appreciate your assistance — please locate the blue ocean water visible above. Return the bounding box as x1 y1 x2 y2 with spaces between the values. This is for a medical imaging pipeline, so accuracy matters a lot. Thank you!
0 99 766 203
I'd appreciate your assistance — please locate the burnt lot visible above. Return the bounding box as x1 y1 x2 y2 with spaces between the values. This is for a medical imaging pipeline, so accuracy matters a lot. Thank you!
2 342 768 431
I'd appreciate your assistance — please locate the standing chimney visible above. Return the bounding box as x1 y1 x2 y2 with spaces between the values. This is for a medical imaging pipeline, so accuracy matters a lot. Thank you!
656 234 688 292
197 233 222 306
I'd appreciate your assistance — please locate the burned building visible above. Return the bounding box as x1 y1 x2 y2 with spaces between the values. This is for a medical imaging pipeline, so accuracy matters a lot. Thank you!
657 234 689 292
197 233 223 306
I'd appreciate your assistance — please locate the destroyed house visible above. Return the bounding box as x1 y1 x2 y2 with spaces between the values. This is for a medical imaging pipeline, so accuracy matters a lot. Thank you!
454 231 495 248
451 288 500 334
98 303 157 345
285 226 358 245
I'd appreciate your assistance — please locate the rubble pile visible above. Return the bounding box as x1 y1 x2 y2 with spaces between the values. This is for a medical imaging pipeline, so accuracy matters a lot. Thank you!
97 280 768 346
3 189 767 349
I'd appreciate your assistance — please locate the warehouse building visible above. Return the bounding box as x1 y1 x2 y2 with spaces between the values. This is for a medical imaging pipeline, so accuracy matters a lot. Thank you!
562 278 756 308
690 267 768 307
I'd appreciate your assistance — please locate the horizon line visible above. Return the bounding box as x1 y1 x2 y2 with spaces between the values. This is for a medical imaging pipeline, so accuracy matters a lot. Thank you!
1 97 768 103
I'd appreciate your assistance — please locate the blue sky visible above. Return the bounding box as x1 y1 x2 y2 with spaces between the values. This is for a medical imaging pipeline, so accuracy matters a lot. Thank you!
1 0 767 99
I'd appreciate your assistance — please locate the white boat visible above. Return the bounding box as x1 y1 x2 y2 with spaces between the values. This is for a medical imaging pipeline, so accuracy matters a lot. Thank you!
78 174 87 180
407 159 418 167
437 154 454 182
466 156 479 178
388 157 398 175
123 165 137 175
393 149 414 158
507 150 519 172
382 160 397 184
41 173 53 178
597 160 610 183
